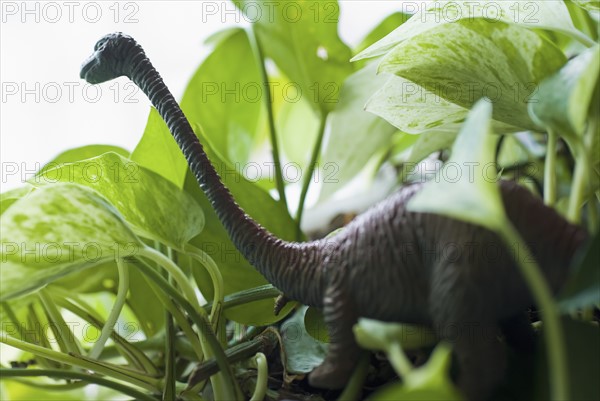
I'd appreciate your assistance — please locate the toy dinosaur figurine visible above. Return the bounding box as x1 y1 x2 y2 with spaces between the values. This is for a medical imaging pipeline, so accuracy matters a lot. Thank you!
81 33 588 400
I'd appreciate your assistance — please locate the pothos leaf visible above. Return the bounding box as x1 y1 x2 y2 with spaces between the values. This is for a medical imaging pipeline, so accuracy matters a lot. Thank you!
181 28 263 165
235 0 354 113
367 344 463 401
378 18 566 130
1 186 34 215
131 108 189 189
319 62 397 201
354 318 437 351
571 0 600 11
281 306 327 374
354 12 411 57
32 152 204 251
407 99 506 231
367 75 524 135
354 0 580 61
366 76 467 134
0 184 141 301
529 45 600 139
41 144 130 171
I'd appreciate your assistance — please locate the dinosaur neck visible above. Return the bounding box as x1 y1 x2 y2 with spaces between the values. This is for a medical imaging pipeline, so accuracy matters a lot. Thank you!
127 54 327 306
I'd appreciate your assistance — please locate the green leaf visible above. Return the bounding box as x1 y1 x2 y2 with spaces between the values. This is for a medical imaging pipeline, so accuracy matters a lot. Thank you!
131 108 189 188
572 0 600 11
559 230 600 311
38 150 135 297
0 295 34 332
368 344 463 401
408 99 506 231
529 45 600 139
0 184 141 301
204 26 242 47
354 12 411 57
533 318 600 401
366 76 468 134
276 96 320 172
33 152 204 251
184 130 297 326
0 380 111 401
406 127 459 166
304 306 329 343
390 131 422 165
541 3 595 56
180 28 263 165
367 76 523 136
41 145 129 171
125 265 165 336
378 19 566 130
281 306 327 374
235 0 354 113
52 261 118 294
354 318 437 351
354 0 580 61
319 63 397 200
1 186 33 215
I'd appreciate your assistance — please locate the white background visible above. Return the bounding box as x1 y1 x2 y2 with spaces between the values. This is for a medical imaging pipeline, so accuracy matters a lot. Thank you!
1 1 402 192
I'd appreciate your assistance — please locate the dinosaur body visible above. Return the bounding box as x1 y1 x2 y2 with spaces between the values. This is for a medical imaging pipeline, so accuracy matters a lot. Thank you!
81 33 589 400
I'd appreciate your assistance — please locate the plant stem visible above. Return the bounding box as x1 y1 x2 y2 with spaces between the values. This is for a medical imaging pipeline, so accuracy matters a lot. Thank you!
561 27 596 47
295 112 328 239
163 311 177 401
143 276 205 362
249 352 267 401
1 376 87 391
89 259 129 360
26 304 60 369
187 331 277 386
203 284 281 312
247 26 289 210
1 302 25 340
0 368 159 401
567 141 588 223
54 296 157 374
144 257 231 400
584 118 599 232
38 290 82 356
131 257 242 400
46 286 102 320
0 335 159 391
336 352 370 401
387 342 413 378
185 244 225 328
138 246 203 313
99 335 196 362
544 129 557 206
498 224 568 401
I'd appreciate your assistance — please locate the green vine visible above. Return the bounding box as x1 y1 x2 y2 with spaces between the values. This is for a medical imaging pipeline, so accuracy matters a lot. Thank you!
295 112 328 239
498 223 569 400
88 258 129 359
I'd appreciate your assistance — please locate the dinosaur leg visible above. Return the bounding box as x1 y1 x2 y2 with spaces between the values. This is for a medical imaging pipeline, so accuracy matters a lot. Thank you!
308 273 360 389
274 293 290 316
430 262 507 400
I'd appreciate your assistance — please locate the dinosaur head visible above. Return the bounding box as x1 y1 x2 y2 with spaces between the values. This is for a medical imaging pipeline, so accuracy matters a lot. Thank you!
80 32 140 84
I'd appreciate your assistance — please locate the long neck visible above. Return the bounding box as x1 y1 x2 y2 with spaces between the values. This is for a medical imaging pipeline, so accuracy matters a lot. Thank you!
127 53 327 306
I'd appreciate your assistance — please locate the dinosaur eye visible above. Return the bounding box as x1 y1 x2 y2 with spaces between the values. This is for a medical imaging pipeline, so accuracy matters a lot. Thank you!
94 40 107 52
